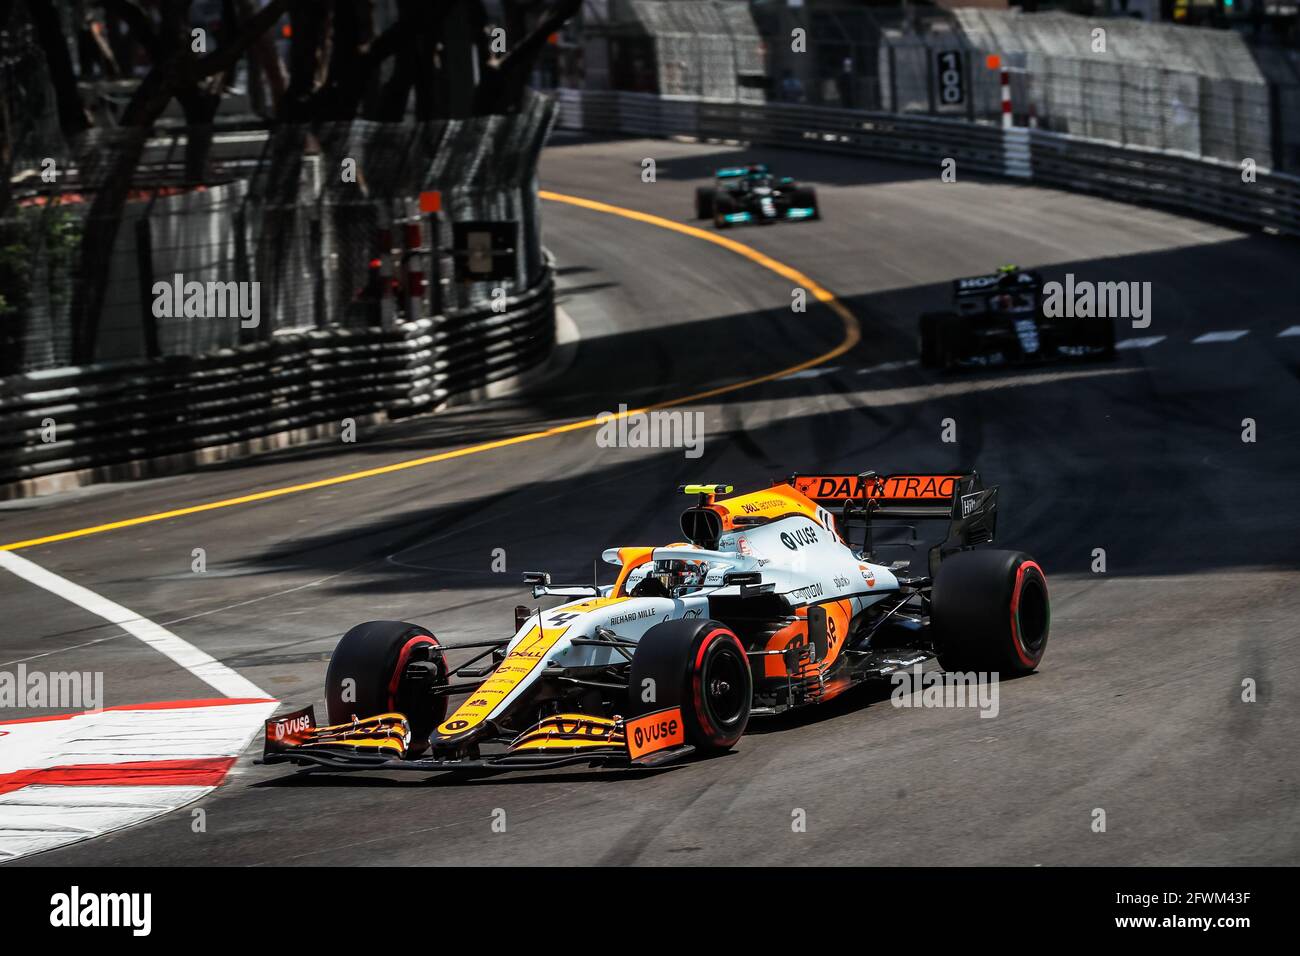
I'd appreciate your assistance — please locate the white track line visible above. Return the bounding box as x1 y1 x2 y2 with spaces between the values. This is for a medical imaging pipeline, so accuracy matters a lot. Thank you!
1192 330 1249 344
0 551 267 699
1116 336 1166 350
1278 326 1300 338
858 359 920 374
780 366 840 380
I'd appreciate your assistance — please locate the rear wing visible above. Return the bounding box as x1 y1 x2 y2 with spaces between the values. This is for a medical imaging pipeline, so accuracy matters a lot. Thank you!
789 472 998 573
953 270 1041 298
716 163 768 179
791 473 982 518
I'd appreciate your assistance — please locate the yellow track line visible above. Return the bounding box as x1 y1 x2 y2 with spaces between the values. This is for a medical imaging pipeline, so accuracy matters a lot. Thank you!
2 192 861 552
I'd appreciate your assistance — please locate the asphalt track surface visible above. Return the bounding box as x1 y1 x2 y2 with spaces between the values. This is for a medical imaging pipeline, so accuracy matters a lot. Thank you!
3 132 1299 865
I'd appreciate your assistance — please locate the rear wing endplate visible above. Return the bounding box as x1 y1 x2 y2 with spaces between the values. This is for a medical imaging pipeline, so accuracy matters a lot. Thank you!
952 270 1041 298
789 472 998 570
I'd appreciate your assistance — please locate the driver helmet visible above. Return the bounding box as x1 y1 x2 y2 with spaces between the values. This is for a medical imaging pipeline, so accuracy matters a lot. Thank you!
648 558 709 594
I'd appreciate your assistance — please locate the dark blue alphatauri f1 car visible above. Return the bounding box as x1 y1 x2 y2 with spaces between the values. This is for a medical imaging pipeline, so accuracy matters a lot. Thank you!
919 266 1116 371
694 164 820 228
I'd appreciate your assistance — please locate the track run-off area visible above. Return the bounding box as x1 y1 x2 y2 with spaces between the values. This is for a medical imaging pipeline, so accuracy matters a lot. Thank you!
1 132 1297 865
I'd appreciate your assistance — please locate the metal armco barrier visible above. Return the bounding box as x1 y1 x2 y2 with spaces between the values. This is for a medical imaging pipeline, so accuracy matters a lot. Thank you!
1026 131 1300 234
555 89 1300 236
0 269 554 498
1 94 559 499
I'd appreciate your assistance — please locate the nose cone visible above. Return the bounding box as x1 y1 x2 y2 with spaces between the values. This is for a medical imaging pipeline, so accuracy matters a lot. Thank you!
431 718 496 754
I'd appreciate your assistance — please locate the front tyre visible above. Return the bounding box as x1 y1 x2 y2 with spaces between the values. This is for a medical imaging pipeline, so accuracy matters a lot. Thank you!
628 619 751 753
325 621 449 749
931 550 1049 675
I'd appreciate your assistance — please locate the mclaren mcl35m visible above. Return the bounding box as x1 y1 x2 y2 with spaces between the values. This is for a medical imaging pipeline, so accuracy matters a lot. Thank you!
264 474 1050 776
694 164 820 228
920 266 1116 371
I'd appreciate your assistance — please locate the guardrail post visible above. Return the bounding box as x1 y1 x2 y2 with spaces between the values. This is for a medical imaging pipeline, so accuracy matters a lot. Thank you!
402 214 424 322
1001 65 1012 130
420 190 444 319
135 216 160 359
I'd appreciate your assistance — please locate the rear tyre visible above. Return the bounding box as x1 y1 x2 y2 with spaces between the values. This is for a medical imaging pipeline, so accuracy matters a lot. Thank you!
695 187 714 220
931 550 1049 675
325 621 449 749
628 619 751 754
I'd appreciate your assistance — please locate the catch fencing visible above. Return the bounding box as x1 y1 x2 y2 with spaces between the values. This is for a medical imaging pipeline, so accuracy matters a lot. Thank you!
631 0 766 102
0 95 557 497
554 88 1300 235
0 2 64 182
881 10 1300 173
579 3 1300 174
4 95 554 373
581 0 766 102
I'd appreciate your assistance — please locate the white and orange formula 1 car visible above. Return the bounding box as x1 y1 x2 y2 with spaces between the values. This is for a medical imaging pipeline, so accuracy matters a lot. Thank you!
263 474 1050 776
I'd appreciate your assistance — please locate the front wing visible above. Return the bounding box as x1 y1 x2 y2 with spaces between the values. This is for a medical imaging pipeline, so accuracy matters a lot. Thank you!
261 706 695 774
719 203 817 225
949 318 1112 366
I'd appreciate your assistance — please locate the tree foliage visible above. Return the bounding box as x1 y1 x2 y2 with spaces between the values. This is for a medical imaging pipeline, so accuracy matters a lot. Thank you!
14 0 580 362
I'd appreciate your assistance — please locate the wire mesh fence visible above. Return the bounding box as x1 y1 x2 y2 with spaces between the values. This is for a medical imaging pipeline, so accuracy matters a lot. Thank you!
0 203 79 371
755 2 896 111
570 2 1295 170
588 0 767 102
1 94 556 376
0 1 66 181
881 10 1296 171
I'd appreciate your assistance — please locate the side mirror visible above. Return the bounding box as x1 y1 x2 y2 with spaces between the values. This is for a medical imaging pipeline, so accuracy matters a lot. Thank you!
522 571 551 586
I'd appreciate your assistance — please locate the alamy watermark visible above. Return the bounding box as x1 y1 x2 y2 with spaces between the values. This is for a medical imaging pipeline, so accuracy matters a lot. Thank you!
1042 273 1151 329
152 273 261 328
596 404 705 459
50 886 151 936
0 664 103 711
890 664 999 718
